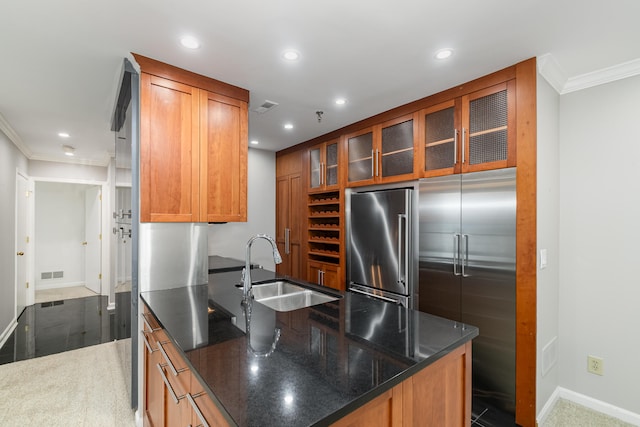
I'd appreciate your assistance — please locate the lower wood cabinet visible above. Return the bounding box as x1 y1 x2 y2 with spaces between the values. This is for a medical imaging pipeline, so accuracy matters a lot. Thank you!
308 260 340 290
142 303 229 427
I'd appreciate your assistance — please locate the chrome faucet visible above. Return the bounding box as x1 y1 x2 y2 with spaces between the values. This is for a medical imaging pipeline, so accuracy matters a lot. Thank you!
242 234 282 300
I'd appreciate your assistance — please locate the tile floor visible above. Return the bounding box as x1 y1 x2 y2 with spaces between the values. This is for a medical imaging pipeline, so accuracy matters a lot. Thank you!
35 285 98 304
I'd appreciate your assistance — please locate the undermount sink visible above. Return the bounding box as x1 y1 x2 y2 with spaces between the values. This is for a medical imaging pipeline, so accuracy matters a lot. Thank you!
251 280 339 312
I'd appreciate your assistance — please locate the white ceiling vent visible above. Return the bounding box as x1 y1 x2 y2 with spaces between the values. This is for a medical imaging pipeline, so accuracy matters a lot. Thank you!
253 100 279 114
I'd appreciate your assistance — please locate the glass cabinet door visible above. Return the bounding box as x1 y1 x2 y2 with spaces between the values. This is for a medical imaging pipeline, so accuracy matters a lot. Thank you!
381 118 414 178
325 142 338 187
424 102 456 174
347 131 373 183
309 147 321 189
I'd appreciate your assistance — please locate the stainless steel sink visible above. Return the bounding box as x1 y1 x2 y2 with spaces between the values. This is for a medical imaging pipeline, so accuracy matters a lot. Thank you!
251 280 339 312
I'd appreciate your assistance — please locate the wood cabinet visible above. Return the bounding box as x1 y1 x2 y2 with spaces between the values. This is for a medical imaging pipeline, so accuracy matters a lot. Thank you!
276 151 304 279
135 54 248 223
346 113 418 187
142 302 230 427
307 191 343 290
309 139 341 191
420 81 515 177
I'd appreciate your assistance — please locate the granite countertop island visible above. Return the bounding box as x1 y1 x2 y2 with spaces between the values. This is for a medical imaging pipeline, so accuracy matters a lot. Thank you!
140 269 478 426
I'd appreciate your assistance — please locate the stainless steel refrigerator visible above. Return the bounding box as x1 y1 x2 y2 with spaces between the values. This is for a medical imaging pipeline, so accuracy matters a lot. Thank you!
418 168 516 416
347 187 415 307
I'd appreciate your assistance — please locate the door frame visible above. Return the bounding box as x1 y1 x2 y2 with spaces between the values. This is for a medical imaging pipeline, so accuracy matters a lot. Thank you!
15 169 34 315
30 177 110 298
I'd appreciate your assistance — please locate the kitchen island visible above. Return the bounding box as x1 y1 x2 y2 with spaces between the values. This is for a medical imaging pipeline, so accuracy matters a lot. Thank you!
140 269 478 426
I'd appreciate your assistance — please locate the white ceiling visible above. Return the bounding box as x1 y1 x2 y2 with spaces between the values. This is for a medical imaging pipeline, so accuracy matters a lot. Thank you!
1 0 640 166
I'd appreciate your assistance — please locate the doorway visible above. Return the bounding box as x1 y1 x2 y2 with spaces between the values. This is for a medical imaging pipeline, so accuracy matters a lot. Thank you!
33 181 102 303
15 172 30 317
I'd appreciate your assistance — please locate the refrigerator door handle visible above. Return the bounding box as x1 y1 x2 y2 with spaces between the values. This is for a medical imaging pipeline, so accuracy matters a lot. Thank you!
462 234 470 277
397 214 407 285
453 233 461 276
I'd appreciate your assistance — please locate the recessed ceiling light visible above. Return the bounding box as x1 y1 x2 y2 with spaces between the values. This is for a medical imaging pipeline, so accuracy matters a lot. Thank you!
62 145 75 156
282 50 300 61
58 132 70 138
180 36 200 49
335 98 347 105
250 140 259 145
284 123 294 130
434 48 454 60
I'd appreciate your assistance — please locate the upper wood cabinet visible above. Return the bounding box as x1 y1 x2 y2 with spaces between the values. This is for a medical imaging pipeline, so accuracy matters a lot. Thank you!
420 81 515 177
346 113 418 187
308 139 340 191
136 54 248 223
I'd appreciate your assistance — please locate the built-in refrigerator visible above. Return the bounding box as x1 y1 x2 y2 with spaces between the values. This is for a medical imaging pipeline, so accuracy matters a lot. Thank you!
347 187 416 308
418 168 516 417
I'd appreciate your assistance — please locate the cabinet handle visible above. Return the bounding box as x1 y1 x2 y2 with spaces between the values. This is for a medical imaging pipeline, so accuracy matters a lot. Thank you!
285 228 290 255
157 363 185 404
186 393 210 427
140 330 156 354
375 150 379 177
321 162 325 185
453 129 459 165
141 313 161 332
462 127 467 164
317 270 321 284
371 150 375 177
158 341 187 376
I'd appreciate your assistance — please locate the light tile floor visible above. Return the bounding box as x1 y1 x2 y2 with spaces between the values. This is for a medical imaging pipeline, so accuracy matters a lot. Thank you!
35 285 98 304
543 399 637 427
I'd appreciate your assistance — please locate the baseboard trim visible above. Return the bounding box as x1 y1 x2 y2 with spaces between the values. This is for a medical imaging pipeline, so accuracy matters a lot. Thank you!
0 319 18 350
36 281 85 290
538 386 640 426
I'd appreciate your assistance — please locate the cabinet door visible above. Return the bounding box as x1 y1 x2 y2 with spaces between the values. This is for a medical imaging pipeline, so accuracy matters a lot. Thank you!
308 260 323 285
380 115 415 181
422 100 460 177
346 129 375 185
309 146 322 190
276 173 302 278
200 91 248 222
140 73 200 222
324 141 340 189
461 81 516 172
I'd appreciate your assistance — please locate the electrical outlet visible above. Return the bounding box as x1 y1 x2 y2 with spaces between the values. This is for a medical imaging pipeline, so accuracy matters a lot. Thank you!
587 355 604 375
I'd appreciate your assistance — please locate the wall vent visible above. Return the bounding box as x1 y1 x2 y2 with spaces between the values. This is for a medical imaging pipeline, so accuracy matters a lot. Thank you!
41 271 64 279
252 100 279 114
41 272 52 280
52 271 64 279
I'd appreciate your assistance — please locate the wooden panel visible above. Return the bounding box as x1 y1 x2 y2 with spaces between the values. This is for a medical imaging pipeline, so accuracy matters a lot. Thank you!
276 149 303 177
514 57 537 427
133 53 249 103
323 263 340 290
331 387 399 427
200 90 248 222
140 73 200 222
402 343 471 427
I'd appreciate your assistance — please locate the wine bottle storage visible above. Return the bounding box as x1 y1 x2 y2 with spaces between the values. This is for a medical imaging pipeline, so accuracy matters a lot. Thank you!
308 191 341 267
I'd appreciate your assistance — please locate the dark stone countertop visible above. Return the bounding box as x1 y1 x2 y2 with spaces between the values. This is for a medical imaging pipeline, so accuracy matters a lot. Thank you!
140 269 478 427
208 255 258 273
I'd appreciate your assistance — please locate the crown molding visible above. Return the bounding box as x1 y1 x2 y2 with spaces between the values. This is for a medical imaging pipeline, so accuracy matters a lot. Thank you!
538 53 640 94
29 152 112 167
0 112 32 158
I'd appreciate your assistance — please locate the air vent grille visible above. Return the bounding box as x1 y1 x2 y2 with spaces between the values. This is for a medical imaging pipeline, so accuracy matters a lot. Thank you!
253 100 279 114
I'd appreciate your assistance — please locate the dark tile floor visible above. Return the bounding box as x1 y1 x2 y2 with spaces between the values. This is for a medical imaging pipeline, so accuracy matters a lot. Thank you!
0 294 130 365
472 396 518 426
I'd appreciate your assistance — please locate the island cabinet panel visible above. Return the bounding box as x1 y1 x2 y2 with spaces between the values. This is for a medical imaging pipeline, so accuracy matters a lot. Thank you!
136 54 248 223
142 302 232 427
331 341 472 427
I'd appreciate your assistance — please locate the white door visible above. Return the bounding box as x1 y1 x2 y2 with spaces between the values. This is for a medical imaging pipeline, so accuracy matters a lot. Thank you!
15 173 29 316
84 186 102 294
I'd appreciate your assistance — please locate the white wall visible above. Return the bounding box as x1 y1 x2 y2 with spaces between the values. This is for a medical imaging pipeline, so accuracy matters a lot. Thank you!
536 73 561 412
0 129 29 342
208 148 276 269
29 159 108 182
558 74 640 414
34 182 94 289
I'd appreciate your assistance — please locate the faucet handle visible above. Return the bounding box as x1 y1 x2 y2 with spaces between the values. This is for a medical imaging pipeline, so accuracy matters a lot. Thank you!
240 267 246 283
